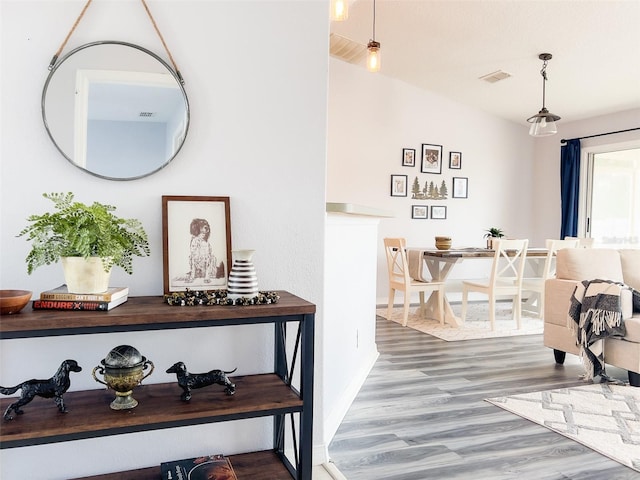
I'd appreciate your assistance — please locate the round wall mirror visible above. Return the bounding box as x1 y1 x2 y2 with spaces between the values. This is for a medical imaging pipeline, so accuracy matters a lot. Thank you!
42 41 190 180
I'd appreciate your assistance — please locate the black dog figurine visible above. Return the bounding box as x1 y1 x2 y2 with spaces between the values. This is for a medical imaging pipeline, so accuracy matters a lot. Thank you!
1 359 82 421
166 361 236 401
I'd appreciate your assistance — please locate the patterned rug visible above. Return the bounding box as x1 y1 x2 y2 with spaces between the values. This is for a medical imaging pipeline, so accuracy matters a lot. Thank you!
486 384 640 472
377 301 543 341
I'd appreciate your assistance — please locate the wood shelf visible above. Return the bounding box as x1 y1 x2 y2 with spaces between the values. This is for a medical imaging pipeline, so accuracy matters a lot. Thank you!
0 374 301 448
0 291 316 339
74 450 293 479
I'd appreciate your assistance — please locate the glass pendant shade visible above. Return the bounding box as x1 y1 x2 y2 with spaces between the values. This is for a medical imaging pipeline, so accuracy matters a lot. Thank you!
367 41 381 72
330 0 348 21
527 108 560 136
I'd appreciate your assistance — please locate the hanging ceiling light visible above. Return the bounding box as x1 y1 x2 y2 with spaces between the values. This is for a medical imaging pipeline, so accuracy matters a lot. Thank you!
330 0 348 21
367 0 380 72
527 53 561 137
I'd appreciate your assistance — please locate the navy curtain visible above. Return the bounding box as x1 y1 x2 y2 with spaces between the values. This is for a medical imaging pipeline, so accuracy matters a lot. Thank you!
560 139 581 238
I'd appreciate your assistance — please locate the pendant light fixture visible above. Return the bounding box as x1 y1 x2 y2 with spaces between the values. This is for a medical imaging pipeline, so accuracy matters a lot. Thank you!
330 0 348 21
367 0 380 72
527 53 561 137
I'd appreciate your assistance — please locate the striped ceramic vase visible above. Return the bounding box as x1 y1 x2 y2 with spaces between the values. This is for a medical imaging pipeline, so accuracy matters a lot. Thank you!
227 249 258 300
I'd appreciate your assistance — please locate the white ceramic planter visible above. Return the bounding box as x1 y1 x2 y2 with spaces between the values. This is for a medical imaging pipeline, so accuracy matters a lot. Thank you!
61 257 112 293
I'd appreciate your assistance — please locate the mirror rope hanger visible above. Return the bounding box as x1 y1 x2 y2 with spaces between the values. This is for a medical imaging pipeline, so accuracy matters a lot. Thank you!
48 0 184 84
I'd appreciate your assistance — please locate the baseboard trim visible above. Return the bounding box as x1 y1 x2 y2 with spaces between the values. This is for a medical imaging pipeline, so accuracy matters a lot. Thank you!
321 461 348 479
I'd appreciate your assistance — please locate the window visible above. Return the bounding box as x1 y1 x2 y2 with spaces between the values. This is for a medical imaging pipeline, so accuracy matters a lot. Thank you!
580 146 640 248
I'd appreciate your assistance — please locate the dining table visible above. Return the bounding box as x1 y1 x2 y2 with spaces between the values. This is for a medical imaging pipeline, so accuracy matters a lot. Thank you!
412 247 548 327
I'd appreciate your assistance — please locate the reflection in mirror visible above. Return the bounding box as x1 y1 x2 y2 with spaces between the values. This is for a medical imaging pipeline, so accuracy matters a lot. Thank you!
42 41 189 180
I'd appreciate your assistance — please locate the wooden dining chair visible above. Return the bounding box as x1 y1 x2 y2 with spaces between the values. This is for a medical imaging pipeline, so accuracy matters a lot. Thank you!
383 238 445 327
461 238 529 330
521 238 580 317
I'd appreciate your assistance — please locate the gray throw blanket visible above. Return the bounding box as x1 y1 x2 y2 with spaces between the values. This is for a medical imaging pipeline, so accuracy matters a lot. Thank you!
567 279 628 380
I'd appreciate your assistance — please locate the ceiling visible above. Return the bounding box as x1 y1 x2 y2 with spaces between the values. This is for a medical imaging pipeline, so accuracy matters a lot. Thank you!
329 0 640 127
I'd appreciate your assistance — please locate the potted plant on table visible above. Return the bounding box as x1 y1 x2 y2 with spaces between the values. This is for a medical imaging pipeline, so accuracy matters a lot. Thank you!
18 192 150 294
483 227 505 249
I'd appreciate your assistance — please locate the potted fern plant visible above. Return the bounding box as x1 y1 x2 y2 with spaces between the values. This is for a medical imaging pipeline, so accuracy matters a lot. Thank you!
483 227 505 249
18 192 150 293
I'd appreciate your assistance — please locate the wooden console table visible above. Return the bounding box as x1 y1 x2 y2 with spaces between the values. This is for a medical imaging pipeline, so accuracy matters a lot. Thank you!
0 292 315 480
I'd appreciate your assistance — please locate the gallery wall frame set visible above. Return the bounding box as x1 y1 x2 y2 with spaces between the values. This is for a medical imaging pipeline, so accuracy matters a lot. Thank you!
411 205 447 220
162 196 232 294
395 144 466 223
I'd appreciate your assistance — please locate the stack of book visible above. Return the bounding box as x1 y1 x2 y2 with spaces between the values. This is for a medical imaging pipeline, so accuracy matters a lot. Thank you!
160 453 237 480
32 285 129 311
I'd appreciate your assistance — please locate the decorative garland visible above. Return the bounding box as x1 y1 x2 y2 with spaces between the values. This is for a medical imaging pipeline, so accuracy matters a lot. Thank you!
164 289 280 307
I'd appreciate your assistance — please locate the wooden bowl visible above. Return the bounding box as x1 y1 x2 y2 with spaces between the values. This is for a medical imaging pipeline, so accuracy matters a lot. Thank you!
0 290 32 315
435 236 452 250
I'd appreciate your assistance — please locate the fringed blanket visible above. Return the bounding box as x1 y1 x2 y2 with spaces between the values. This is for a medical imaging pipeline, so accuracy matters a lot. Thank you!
568 279 628 380
407 249 429 282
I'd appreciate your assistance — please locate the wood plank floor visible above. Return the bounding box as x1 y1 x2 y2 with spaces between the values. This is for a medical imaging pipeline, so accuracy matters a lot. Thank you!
328 314 640 480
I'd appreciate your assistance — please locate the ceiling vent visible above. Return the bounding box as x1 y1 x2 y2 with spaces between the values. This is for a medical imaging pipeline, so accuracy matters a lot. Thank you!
479 70 512 83
139 112 155 118
330 33 367 64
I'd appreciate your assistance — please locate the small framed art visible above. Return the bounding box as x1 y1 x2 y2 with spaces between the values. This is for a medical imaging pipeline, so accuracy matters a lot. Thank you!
162 196 232 294
411 205 428 219
431 205 447 219
390 174 408 197
402 148 416 167
421 143 443 174
452 177 468 198
449 151 462 169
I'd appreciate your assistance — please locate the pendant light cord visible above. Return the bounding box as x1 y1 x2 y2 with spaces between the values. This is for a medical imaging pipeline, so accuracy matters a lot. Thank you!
540 59 548 109
372 0 377 40
49 0 183 84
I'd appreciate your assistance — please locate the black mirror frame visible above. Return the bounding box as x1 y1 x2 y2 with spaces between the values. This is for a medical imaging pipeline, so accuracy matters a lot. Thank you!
42 40 190 181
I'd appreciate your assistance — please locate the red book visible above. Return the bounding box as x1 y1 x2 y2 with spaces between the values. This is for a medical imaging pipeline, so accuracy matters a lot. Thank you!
32 296 127 311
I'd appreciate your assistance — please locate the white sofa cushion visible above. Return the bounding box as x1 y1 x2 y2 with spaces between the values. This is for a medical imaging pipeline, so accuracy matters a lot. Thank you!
625 316 640 343
555 248 624 282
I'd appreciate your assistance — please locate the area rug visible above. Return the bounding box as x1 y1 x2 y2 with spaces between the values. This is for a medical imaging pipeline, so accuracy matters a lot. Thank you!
486 383 640 472
377 302 543 341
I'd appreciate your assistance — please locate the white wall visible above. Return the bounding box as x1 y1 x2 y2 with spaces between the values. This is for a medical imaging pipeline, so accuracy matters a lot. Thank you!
327 58 538 304
0 1 329 478
323 214 380 445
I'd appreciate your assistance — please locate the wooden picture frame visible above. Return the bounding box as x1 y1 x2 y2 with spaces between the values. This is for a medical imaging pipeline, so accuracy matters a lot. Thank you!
411 205 428 219
402 148 416 167
390 175 408 197
421 143 443 174
162 196 232 294
430 205 447 219
452 177 469 198
449 151 462 169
